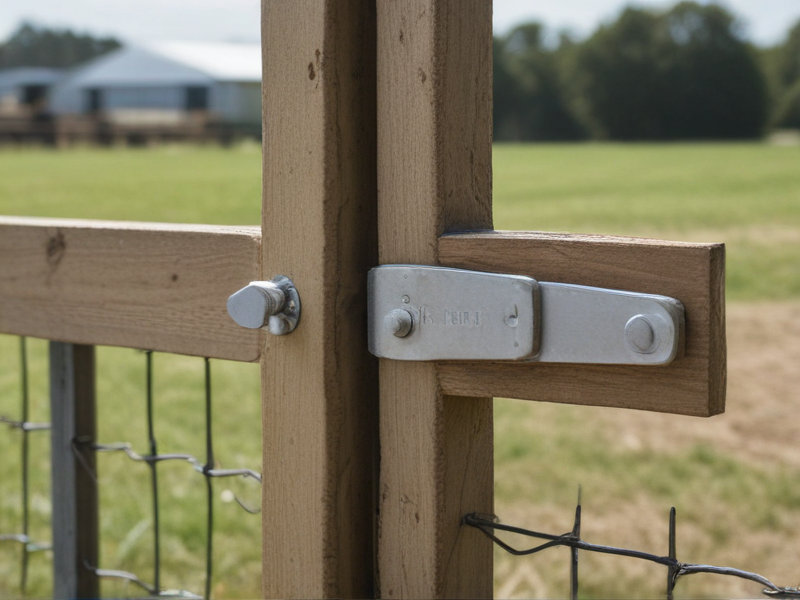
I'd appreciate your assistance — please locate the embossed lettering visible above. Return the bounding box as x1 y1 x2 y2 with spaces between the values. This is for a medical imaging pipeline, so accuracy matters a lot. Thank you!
444 310 483 327
420 306 434 325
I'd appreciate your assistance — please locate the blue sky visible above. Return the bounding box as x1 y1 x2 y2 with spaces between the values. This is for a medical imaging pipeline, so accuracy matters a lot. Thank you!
1 0 799 47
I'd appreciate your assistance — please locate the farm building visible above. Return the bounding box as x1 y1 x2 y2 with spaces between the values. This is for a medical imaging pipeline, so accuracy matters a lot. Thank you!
49 42 261 136
0 67 66 117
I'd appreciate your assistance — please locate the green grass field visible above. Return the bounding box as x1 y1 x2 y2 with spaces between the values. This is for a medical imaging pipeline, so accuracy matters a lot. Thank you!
1 142 799 599
2 142 799 299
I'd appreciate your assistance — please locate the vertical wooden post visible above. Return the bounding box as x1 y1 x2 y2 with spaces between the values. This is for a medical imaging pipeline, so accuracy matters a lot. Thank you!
260 1 378 598
49 342 99 600
376 1 495 598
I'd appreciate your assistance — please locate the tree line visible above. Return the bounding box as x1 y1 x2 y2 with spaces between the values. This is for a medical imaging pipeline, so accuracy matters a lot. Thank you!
0 23 120 70
494 1 800 140
2 6 799 140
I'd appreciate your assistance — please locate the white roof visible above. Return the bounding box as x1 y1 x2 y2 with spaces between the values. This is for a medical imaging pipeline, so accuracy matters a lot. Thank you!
149 42 261 82
58 42 261 89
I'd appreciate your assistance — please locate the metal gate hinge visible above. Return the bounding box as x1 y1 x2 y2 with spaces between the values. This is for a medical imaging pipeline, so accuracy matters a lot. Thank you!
368 265 684 365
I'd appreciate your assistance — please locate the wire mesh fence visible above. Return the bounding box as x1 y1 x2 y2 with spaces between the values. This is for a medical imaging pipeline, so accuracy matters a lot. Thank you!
0 338 52 595
3 334 800 598
0 337 262 599
466 489 800 600
78 351 262 599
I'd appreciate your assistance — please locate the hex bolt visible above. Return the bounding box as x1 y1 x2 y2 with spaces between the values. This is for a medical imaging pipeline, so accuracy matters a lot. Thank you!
227 281 287 330
385 308 414 338
624 315 657 354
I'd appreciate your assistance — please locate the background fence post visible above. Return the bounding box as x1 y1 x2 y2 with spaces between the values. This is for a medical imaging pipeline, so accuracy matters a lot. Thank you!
49 342 99 599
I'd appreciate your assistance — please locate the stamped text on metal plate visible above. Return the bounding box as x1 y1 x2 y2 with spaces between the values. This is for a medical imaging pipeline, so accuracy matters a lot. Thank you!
368 265 541 361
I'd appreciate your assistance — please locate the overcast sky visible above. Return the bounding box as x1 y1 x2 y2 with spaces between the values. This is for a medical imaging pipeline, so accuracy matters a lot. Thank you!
1 0 799 47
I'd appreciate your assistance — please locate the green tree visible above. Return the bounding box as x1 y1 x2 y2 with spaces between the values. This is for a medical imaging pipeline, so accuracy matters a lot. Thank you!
767 19 800 128
493 23 585 141
0 22 121 69
564 7 667 139
773 80 800 129
565 2 768 140
493 35 522 140
773 20 800 91
661 2 767 138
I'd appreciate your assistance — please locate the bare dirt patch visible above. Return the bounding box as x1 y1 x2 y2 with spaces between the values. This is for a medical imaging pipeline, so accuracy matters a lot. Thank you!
588 301 800 468
494 301 800 598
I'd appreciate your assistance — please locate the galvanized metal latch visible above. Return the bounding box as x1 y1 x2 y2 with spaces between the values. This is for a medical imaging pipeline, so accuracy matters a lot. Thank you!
227 276 301 335
368 265 684 365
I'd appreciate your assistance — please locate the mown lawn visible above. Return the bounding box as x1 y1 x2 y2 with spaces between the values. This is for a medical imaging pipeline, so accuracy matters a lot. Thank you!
1 142 799 599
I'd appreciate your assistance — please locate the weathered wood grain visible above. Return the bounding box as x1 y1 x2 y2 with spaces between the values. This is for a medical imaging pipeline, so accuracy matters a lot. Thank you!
377 1 494 597
260 1 378 597
437 231 726 417
0 217 261 361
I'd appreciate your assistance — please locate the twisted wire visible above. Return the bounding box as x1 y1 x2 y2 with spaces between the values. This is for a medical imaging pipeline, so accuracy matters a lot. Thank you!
464 500 800 600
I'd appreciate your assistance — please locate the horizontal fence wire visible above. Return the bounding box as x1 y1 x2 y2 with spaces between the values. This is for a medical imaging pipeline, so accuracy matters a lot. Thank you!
0 337 52 596
464 488 800 600
72 351 262 600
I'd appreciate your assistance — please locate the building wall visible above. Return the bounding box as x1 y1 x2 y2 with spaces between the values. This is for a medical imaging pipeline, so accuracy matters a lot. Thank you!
51 82 260 126
215 81 261 124
0 68 65 115
47 46 261 126
52 84 208 113
103 87 186 110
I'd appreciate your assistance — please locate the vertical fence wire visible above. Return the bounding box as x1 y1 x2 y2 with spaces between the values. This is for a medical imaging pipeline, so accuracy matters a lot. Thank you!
19 336 30 593
667 506 677 600
0 337 52 597
569 488 581 600
203 357 214 600
145 350 161 595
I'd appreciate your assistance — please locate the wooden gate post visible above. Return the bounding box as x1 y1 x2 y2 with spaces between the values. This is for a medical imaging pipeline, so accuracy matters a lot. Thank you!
261 2 378 598
376 1 495 597
261 1 724 598
374 1 725 598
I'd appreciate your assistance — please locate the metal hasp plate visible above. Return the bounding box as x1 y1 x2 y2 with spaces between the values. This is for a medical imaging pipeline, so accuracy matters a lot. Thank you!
368 265 685 365
369 265 540 361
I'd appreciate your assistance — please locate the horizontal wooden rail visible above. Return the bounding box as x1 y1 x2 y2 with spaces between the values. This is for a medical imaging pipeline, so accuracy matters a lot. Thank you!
0 220 725 411
437 231 726 417
0 217 262 362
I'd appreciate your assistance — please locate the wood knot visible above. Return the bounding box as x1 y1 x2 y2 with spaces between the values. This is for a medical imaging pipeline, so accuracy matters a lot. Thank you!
46 230 66 270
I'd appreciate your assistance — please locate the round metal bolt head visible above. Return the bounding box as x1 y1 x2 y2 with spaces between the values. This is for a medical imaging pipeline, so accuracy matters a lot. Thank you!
227 283 285 330
386 309 413 338
624 315 657 354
